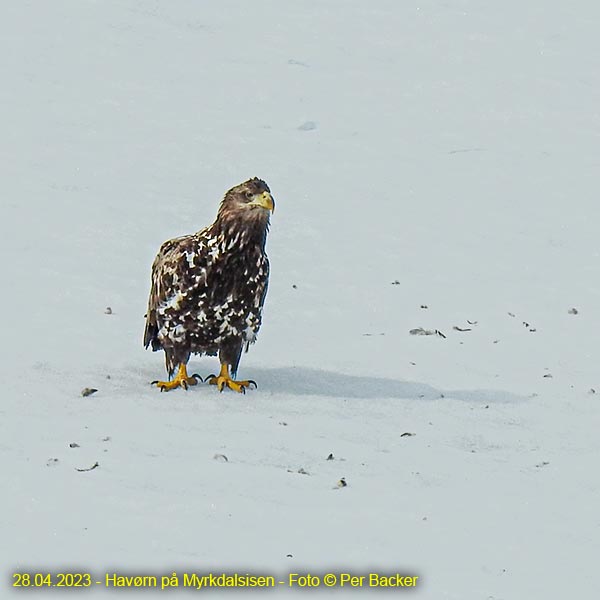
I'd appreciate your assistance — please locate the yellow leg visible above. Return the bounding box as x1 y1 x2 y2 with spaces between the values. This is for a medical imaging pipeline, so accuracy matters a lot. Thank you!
207 363 256 394
152 363 200 392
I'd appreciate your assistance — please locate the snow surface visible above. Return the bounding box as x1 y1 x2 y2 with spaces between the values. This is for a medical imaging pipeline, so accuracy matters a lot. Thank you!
2 1 600 598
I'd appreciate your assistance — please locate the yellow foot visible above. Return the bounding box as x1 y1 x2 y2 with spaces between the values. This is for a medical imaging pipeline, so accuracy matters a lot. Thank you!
206 363 257 394
152 363 201 392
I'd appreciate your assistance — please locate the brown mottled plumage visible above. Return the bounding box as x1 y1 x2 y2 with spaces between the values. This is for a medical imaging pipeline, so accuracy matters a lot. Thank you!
144 178 274 392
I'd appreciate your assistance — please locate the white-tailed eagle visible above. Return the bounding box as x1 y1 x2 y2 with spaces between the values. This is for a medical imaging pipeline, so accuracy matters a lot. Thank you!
144 178 274 392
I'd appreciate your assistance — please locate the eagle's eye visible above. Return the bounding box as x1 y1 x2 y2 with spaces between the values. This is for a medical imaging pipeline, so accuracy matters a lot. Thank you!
244 190 253 200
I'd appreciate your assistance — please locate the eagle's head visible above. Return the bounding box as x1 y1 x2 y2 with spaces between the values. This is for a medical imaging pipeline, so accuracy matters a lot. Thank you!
215 178 275 246
219 177 275 217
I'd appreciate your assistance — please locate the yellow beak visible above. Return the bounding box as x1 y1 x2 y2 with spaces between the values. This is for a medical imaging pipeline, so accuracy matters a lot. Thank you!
250 191 275 212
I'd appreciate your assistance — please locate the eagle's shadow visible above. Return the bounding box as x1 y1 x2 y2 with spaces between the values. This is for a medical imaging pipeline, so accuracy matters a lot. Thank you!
211 365 526 404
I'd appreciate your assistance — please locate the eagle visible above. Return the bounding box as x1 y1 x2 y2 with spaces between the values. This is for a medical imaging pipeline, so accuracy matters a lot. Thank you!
144 177 275 392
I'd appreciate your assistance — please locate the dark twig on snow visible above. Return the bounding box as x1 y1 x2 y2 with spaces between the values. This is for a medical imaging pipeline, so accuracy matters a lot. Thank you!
76 462 99 472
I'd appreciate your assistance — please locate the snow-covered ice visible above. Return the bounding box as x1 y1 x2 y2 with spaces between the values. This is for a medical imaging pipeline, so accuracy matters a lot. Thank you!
2 1 600 598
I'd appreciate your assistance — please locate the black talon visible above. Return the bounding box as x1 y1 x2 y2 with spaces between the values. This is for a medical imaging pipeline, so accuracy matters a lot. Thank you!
241 386 246 395
248 380 257 389
182 380 188 390
192 374 204 383
206 374 216 382
151 380 159 385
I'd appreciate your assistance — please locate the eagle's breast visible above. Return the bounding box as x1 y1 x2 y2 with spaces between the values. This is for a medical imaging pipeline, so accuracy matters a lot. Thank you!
153 227 268 353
